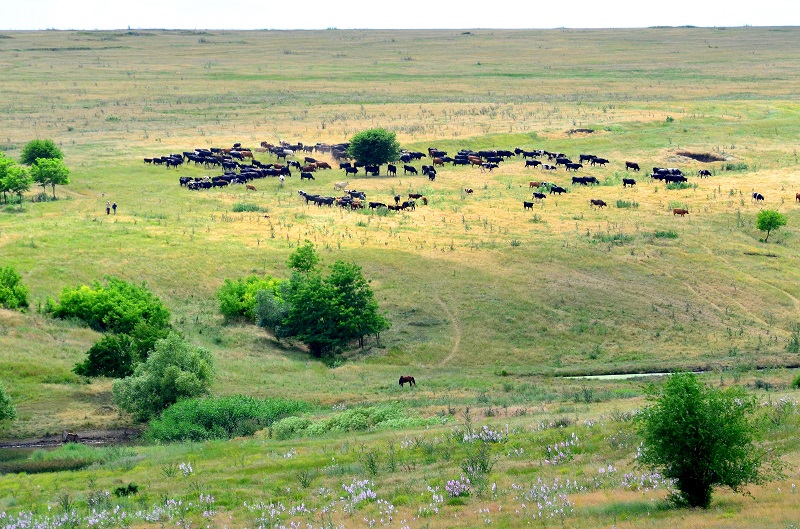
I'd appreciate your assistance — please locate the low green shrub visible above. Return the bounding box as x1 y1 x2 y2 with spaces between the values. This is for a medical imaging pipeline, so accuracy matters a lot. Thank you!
0 265 29 311
273 416 313 440
73 334 136 378
0 458 94 474
721 162 748 172
653 230 679 239
145 395 312 442
50 277 170 334
232 202 262 212
615 200 639 209
791 373 800 389
217 275 283 322
592 233 634 244
665 182 691 190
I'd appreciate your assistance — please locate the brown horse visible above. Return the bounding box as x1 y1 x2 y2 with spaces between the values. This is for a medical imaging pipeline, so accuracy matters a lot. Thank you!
399 375 416 387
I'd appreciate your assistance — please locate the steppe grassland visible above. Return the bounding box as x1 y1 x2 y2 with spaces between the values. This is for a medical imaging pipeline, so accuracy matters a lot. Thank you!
0 27 800 528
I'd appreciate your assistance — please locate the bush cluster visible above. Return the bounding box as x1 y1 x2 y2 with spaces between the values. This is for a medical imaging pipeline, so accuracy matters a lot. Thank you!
216 275 283 322
0 265 29 311
145 395 311 442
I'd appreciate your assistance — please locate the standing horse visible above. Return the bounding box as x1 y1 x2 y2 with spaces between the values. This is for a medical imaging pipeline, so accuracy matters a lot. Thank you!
399 375 416 387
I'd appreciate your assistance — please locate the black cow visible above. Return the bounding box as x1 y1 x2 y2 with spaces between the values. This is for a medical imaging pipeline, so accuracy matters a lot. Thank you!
752 192 764 202
591 158 609 166
523 201 534 210
532 192 546 200
579 154 596 163
525 160 541 168
404 165 418 175
625 161 640 171
622 178 636 187
369 201 386 209
300 172 315 181
344 166 359 176
365 165 380 176
565 163 583 171
698 169 712 177
550 185 567 195
590 199 607 208
387 164 397 176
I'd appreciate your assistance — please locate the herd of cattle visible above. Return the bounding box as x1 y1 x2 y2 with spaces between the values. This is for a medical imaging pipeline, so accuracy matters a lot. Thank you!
145 140 782 219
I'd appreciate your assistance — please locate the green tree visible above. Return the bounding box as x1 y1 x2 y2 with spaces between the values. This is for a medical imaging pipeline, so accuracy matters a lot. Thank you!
20 139 64 166
635 372 766 508
756 210 787 242
0 265 29 311
4 165 32 203
347 128 401 166
287 240 319 274
277 244 390 357
30 157 70 199
0 150 16 204
112 333 214 421
0 380 16 423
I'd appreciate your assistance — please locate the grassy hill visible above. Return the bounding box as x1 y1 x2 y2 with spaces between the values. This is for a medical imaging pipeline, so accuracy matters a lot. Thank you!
1 27 800 528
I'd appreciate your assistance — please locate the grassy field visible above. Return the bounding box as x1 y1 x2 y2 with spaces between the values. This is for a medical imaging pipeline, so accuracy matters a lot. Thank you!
1 27 800 528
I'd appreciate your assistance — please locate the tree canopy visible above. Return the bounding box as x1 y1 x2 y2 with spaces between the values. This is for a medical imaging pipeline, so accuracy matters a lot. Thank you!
347 128 401 166
635 372 766 508
30 157 70 198
0 265 30 311
20 139 63 166
3 165 32 203
756 210 787 242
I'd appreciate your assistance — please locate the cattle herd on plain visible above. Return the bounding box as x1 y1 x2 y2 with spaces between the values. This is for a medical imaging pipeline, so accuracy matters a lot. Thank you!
144 139 786 219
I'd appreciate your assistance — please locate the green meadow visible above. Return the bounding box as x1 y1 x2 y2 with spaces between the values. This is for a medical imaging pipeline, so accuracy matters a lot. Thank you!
1 27 800 528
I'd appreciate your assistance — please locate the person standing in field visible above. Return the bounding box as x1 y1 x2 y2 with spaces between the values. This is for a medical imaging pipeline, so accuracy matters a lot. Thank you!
106 201 111 215
112 202 117 214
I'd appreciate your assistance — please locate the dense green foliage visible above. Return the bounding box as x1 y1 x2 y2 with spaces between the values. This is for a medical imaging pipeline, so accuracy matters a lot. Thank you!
19 139 64 166
51 277 171 334
287 240 319 274
271 403 437 439
347 128 401 166
3 165 31 203
0 380 15 423
635 372 765 508
29 157 70 198
73 334 136 378
216 275 283 322
145 395 312 442
112 333 214 421
756 210 787 242
0 151 17 203
0 266 29 311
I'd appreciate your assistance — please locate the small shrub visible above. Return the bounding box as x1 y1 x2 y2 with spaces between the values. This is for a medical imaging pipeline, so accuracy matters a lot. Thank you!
73 334 136 378
0 265 29 311
592 233 634 244
791 373 800 389
616 200 639 209
272 415 313 440
666 182 691 190
0 380 15 422
665 116 675 123
232 202 261 212
113 483 139 497
653 230 679 239
721 162 748 172
217 275 282 322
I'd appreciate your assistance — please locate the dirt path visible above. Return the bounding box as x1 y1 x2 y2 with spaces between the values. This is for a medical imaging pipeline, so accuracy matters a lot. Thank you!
0 428 141 449
435 294 461 366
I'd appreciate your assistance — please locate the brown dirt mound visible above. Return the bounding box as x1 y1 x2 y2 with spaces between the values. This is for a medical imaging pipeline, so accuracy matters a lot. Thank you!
676 151 726 162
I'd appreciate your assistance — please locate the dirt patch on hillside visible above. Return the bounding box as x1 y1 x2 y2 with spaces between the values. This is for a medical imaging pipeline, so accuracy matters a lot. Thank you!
0 428 142 449
676 150 726 162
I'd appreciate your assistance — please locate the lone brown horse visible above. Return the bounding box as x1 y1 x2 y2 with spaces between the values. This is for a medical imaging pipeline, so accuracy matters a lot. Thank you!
399 375 416 387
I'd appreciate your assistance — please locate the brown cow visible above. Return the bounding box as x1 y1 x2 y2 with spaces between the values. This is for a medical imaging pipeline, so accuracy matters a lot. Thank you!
62 430 80 443
529 181 542 188
301 164 317 172
246 184 256 191
795 193 800 203
590 199 607 208
408 193 423 199
316 161 332 170
433 157 444 167
673 208 689 216
399 375 416 387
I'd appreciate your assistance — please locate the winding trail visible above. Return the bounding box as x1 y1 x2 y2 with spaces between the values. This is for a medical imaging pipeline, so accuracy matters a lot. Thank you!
435 294 461 366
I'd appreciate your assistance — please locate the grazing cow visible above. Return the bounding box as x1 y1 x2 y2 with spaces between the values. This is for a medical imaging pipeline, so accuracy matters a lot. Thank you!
316 161 332 170
550 185 567 195
344 166 359 176
625 161 640 172
403 164 418 175
427 169 436 181
179 176 193 186
339 162 352 170
590 199 607 208
698 169 712 177
246 184 256 191
394 194 401 205
301 164 317 172
532 192 546 200
673 208 689 216
333 181 349 191
421 197 428 205
464 188 474 194
304 157 317 164
525 160 541 168
364 165 380 176
579 154 596 163
572 176 587 186
752 192 764 202
555 157 572 166
408 193 423 199
369 201 386 209
300 172 315 181
542 164 557 171
622 178 636 187
529 181 542 188
480 163 498 172
565 163 583 171
523 201 534 210
401 200 416 211
387 164 397 176
433 157 445 167
399 375 416 387
796 193 800 203
591 158 609 166
468 156 483 166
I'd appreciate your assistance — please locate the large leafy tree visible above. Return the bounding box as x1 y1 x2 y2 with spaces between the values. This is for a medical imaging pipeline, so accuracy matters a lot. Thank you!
20 139 63 166
635 372 767 508
30 157 70 198
0 265 29 311
256 244 390 357
347 128 401 166
113 333 214 421
756 210 787 242
3 165 32 203
0 150 16 204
